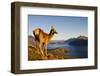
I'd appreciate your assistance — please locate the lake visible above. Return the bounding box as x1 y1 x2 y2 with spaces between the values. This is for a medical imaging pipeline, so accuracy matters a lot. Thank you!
48 43 88 58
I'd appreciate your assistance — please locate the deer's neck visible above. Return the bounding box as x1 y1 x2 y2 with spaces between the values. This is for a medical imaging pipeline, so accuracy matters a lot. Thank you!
49 29 54 40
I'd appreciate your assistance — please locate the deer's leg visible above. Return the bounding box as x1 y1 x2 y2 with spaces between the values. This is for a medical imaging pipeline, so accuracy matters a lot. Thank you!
44 44 48 56
42 43 45 54
35 40 39 49
39 42 45 56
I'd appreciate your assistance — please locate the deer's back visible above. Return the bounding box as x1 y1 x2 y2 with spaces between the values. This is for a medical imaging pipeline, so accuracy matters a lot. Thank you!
33 28 49 43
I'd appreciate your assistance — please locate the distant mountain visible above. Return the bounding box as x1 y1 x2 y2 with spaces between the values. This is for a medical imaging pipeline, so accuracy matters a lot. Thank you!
48 36 88 46
65 36 88 46
28 35 88 46
77 36 88 40
28 35 35 45
49 40 65 44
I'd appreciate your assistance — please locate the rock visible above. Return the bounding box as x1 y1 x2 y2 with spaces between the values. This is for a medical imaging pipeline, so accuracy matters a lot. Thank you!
48 48 68 59
47 53 57 59
28 45 48 60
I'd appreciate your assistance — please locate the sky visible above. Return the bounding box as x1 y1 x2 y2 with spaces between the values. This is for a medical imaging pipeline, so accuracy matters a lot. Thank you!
28 15 88 40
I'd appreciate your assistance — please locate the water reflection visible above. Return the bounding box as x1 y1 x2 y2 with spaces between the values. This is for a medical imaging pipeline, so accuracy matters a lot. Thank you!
48 43 88 58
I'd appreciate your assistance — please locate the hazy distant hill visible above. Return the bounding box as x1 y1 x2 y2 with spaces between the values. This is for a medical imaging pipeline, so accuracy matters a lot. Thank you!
65 36 88 46
49 40 65 44
77 36 88 40
49 36 88 46
28 35 35 45
28 35 88 46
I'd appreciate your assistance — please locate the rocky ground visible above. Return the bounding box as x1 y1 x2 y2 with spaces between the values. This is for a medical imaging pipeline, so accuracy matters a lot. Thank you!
28 44 74 61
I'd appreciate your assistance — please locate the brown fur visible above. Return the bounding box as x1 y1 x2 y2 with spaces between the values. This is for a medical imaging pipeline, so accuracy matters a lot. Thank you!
33 26 58 56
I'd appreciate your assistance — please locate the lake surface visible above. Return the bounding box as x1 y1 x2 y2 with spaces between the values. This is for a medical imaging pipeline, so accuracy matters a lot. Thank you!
48 43 88 58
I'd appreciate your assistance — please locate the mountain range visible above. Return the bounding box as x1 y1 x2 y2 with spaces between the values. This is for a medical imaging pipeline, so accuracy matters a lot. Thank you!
28 35 88 46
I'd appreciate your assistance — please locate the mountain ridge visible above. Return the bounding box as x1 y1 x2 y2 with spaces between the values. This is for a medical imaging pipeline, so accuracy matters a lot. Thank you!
28 35 88 46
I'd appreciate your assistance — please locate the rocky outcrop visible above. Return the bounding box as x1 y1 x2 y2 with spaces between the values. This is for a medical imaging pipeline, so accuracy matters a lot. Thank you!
28 45 72 60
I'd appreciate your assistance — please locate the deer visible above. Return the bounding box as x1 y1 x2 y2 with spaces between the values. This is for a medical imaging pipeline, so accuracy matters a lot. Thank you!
33 26 58 57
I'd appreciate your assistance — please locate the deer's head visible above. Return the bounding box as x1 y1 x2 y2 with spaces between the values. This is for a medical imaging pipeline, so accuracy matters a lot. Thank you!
49 26 58 35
